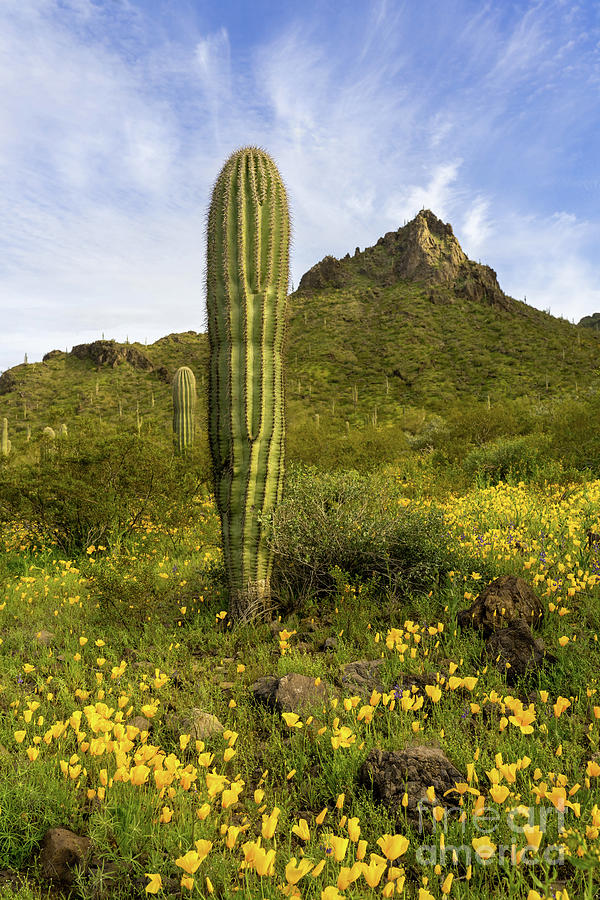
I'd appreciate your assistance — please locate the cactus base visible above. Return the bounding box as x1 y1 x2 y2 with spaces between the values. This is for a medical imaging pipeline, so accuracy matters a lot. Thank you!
229 580 274 625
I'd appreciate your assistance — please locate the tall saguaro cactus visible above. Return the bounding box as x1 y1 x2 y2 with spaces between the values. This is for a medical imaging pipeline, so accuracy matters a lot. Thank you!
206 146 290 623
172 366 196 454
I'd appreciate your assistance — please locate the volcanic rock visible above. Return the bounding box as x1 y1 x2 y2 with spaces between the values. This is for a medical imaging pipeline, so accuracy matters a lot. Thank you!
251 672 332 714
39 827 91 885
359 745 467 830
457 575 543 636
485 619 554 684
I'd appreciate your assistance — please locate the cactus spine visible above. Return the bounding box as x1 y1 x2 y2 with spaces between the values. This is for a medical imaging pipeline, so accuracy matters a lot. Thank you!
1 418 11 456
207 147 290 623
172 366 196 454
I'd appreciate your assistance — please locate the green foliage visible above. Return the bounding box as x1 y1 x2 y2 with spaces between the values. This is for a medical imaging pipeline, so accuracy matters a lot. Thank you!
0 429 211 554
428 399 536 461
206 147 290 623
462 434 546 485
265 467 481 610
286 419 410 472
542 396 600 474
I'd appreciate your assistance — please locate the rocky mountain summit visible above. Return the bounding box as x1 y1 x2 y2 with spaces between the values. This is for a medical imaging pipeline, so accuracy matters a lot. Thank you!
297 208 511 310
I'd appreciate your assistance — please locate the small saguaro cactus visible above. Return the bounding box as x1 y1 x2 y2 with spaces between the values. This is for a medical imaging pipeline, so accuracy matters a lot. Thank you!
1 418 11 457
172 366 196 454
40 426 56 463
207 146 290 624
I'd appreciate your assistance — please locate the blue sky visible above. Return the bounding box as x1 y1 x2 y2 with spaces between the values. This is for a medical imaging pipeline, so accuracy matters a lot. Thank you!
1 0 599 371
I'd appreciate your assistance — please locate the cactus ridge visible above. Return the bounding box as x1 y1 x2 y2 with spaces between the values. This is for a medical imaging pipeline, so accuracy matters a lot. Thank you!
207 147 289 618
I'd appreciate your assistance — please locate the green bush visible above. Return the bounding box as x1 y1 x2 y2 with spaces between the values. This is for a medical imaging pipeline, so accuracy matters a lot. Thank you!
462 434 546 485
265 466 481 609
542 397 600 474
286 419 410 472
0 428 211 554
429 399 536 461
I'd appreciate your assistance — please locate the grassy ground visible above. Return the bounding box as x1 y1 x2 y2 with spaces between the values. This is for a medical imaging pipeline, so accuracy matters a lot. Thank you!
1 466 599 900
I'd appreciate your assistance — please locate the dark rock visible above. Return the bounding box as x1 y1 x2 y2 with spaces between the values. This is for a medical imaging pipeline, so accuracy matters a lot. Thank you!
455 261 511 310
42 350 64 362
154 366 171 383
340 659 448 701
457 575 544 636
70 340 154 371
165 708 224 740
359 745 467 830
0 370 17 395
341 659 387 696
578 312 600 331
251 672 332 714
39 827 91 885
297 255 348 293
485 619 554 684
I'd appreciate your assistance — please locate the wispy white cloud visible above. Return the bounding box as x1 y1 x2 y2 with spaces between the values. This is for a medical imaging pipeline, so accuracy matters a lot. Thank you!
0 0 598 371
460 197 494 257
481 210 600 322
384 162 464 225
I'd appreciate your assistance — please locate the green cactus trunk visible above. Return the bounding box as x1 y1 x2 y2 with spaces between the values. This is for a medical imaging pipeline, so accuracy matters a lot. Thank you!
172 366 196 454
206 146 290 623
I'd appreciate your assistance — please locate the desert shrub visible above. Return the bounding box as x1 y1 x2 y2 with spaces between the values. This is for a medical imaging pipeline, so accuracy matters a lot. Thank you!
286 419 410 471
0 428 211 554
462 434 546 485
265 466 484 609
542 397 600 474
88 555 175 630
430 398 537 461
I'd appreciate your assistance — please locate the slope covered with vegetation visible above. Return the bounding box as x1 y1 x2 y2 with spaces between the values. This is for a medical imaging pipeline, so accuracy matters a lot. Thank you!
1 210 599 459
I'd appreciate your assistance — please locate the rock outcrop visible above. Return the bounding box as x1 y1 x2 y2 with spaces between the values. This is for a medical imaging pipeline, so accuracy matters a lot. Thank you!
578 312 600 331
70 340 154 370
296 208 513 310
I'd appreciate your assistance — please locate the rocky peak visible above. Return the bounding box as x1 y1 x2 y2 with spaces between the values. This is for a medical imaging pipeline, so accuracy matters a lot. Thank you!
296 208 511 310
376 208 468 284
